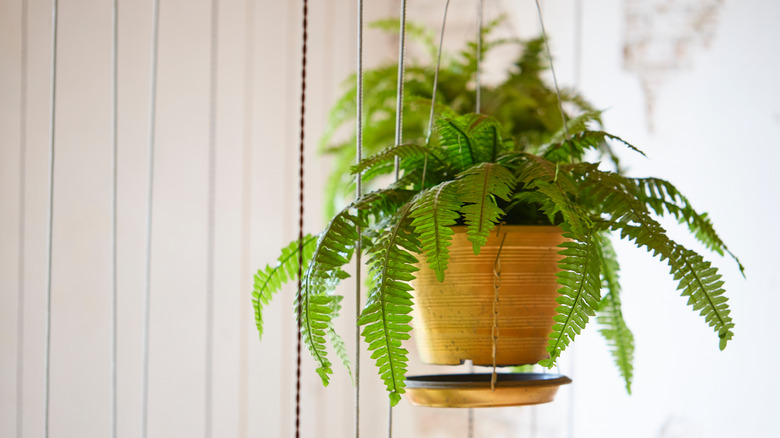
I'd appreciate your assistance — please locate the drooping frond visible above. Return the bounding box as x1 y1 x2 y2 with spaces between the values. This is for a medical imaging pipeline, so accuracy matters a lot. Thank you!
355 188 417 224
670 244 734 350
540 231 602 367
635 177 744 275
295 284 343 385
436 114 503 171
596 235 634 393
457 162 515 254
327 296 353 384
580 169 735 349
359 201 420 406
544 129 646 167
351 143 447 183
253 234 318 339
546 110 603 145
410 181 462 281
298 206 366 385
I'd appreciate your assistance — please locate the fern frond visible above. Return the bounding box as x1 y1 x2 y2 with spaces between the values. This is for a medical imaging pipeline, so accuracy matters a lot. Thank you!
596 235 634 393
635 177 744 275
540 231 602 367
544 129 646 166
298 206 366 385
436 114 503 171
355 188 416 225
359 201 419 406
351 143 446 182
670 244 734 350
295 286 342 385
457 162 515 254
581 169 735 349
546 110 603 145
410 181 462 281
327 295 353 384
253 234 318 339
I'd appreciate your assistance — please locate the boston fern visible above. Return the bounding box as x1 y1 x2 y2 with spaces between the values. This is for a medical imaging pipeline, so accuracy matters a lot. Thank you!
320 17 600 219
253 109 742 404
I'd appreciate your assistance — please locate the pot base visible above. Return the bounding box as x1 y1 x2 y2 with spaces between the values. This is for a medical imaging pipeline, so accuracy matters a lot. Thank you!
404 373 571 408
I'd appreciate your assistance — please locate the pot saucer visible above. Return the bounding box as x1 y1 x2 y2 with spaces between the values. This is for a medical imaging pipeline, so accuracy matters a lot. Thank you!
404 373 571 408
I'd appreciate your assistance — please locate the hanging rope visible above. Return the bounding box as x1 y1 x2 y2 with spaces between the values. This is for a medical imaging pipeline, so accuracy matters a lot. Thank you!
110 0 119 437
16 2 29 437
43 1 59 436
354 1 364 437
533 0 571 144
295 1 310 437
141 0 160 435
205 0 219 436
421 0 451 191
491 228 507 391
393 0 407 181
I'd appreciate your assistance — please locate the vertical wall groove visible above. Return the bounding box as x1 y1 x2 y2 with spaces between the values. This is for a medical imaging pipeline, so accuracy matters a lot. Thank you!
43 0 59 435
16 1 29 437
205 0 219 435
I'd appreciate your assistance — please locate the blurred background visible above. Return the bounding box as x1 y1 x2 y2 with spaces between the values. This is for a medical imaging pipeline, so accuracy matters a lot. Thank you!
1 0 779 437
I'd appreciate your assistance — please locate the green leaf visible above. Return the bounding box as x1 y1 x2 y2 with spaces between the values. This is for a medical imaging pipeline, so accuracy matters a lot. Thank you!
410 181 462 282
359 201 419 406
252 234 318 340
457 162 515 254
540 232 602 367
297 205 367 385
436 114 503 171
596 235 635 393
517 155 592 239
580 169 735 350
670 245 735 351
327 296 353 384
635 177 744 275
352 143 429 175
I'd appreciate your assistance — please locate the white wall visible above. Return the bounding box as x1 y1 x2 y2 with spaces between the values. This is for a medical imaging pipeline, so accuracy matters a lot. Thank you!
1 0 778 437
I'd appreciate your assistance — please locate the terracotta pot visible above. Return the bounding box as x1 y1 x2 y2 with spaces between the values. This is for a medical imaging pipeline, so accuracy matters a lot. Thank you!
410 225 565 366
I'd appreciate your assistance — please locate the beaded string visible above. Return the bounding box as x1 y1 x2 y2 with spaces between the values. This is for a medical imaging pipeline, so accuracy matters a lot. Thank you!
294 1 310 436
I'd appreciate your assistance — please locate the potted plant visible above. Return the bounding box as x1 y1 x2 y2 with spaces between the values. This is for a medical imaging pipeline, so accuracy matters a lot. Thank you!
253 24 743 407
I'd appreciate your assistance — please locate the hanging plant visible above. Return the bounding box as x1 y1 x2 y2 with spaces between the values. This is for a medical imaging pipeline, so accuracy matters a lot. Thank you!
253 18 743 407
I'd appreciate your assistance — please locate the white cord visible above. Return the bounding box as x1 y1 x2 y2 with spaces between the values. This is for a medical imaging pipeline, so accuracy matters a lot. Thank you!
392 0 408 181
533 0 572 144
